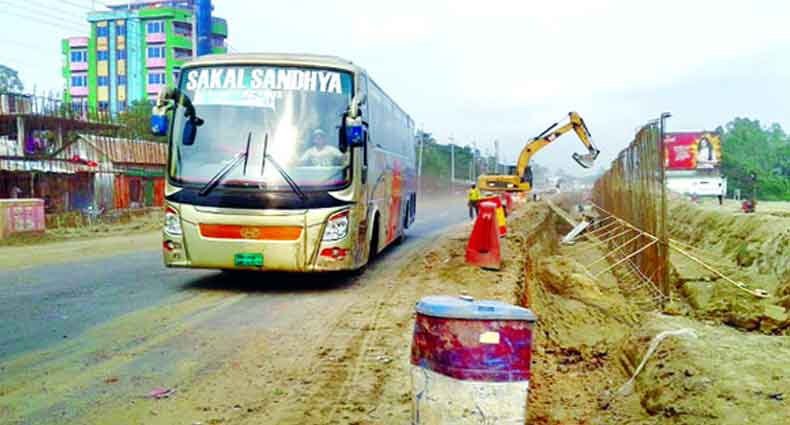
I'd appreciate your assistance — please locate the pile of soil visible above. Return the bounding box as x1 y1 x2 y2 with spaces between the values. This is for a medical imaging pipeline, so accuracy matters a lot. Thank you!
615 314 790 424
668 201 790 334
520 200 790 424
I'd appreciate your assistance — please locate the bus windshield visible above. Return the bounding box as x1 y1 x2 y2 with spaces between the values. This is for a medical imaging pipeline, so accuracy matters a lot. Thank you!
169 65 354 192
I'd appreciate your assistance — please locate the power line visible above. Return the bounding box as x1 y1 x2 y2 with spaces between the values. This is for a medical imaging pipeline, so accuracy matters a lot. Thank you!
20 0 90 20
0 37 59 51
59 0 95 11
2 0 88 29
0 6 87 33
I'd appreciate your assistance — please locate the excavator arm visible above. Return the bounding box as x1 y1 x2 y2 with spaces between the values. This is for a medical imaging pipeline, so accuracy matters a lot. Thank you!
514 111 600 184
477 111 600 192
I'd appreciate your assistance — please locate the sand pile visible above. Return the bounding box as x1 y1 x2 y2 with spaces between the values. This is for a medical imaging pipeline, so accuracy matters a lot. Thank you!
614 314 790 424
669 201 790 334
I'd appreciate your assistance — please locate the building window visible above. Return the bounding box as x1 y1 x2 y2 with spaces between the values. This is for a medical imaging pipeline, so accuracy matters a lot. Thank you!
172 67 182 83
117 75 127 85
116 23 126 36
70 49 87 63
117 49 127 60
71 100 86 112
71 74 88 87
148 72 165 85
146 20 165 34
97 76 109 86
96 25 109 37
147 45 165 58
97 50 109 61
173 47 191 59
173 21 192 37
211 36 226 49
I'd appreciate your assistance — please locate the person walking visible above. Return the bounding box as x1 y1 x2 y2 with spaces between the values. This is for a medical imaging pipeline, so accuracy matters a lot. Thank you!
467 184 480 220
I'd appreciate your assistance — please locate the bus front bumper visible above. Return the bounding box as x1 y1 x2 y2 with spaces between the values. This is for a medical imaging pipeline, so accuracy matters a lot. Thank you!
161 208 359 272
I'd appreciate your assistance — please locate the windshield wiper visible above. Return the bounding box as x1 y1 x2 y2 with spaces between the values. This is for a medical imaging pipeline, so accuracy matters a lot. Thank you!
260 132 308 201
198 132 252 197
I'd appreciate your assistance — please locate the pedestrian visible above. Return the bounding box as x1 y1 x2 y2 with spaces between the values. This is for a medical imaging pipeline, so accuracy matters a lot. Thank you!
467 184 480 220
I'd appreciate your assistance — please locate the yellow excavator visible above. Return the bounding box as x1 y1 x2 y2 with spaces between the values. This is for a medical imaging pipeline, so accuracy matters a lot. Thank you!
478 111 600 192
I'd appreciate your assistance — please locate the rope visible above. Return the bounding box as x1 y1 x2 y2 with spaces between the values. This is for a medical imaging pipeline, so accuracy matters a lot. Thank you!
616 328 698 396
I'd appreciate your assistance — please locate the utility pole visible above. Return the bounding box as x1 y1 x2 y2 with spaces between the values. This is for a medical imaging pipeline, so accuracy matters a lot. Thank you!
449 135 455 195
494 139 500 174
416 126 425 196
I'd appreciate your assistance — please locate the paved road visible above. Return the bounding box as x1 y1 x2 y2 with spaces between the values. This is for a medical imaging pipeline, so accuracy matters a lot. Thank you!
0 198 469 424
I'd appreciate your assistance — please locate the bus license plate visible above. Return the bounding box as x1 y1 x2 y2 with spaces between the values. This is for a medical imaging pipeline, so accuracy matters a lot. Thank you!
234 253 263 267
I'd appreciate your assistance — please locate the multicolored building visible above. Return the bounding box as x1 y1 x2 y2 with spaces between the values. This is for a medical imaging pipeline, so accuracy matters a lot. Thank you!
62 0 227 115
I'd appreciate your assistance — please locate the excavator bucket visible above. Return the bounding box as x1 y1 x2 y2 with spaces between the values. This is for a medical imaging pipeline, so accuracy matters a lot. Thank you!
572 150 599 169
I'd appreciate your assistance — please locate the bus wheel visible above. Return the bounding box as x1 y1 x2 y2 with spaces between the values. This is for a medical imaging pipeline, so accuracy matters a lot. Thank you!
368 216 379 265
403 200 410 230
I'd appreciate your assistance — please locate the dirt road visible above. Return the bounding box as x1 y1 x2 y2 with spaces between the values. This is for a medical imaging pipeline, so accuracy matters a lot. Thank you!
0 197 473 425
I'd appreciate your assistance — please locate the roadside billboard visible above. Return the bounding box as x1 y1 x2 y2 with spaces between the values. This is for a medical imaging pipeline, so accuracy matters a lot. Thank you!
663 132 721 170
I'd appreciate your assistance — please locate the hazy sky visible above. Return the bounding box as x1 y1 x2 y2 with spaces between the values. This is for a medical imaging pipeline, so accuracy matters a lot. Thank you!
3 0 790 174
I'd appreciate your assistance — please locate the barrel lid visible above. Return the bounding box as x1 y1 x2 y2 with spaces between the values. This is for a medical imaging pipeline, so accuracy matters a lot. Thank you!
416 295 537 321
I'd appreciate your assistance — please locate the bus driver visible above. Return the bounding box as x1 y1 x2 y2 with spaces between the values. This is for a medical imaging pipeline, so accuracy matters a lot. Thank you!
300 128 343 166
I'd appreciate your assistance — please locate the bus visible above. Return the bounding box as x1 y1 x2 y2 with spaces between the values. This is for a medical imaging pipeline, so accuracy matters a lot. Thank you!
151 53 417 272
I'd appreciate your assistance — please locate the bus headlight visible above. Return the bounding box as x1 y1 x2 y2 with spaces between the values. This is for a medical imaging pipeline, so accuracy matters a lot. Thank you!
322 210 349 241
164 206 183 235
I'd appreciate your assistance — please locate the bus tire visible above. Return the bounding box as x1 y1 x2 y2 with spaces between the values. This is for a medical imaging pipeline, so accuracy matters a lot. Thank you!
368 215 379 265
403 200 410 230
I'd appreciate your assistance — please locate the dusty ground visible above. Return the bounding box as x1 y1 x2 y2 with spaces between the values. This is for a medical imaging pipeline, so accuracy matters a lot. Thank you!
0 210 162 249
3 198 788 424
0 230 161 271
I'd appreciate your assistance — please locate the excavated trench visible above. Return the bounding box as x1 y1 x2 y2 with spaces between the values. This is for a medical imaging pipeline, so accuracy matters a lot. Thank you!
517 199 790 424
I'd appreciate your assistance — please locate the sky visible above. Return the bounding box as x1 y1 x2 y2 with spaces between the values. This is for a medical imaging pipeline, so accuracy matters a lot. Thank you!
2 0 790 174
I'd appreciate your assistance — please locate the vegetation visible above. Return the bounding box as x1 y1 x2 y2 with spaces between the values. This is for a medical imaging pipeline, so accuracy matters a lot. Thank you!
0 64 24 93
718 118 790 201
415 130 556 192
117 100 167 143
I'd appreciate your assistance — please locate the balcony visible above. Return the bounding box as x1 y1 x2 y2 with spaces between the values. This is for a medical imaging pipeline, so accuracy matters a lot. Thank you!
70 62 88 72
146 57 167 68
68 37 89 48
146 33 166 43
146 83 164 95
70 87 89 96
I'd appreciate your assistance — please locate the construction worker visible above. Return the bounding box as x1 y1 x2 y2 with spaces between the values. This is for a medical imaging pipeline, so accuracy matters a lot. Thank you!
467 184 481 219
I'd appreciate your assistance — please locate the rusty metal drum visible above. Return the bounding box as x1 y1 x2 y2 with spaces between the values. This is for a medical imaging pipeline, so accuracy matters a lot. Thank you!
410 295 537 424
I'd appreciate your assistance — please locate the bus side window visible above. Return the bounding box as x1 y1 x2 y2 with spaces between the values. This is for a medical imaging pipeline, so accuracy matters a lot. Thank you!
359 74 369 120
359 73 369 166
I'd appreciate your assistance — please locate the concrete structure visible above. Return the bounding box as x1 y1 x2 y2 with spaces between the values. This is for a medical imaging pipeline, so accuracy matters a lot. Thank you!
62 0 228 115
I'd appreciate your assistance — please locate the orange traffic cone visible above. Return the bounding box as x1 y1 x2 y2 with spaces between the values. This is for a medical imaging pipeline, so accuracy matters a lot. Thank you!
465 201 502 270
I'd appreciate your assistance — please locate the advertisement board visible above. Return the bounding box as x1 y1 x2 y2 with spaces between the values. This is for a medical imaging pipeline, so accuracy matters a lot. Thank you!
663 132 721 170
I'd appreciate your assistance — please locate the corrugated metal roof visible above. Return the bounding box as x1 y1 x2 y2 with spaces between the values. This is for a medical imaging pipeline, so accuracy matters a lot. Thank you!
79 134 167 165
0 135 164 173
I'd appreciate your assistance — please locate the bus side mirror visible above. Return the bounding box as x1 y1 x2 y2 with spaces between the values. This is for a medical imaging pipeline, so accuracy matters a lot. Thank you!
182 119 197 146
182 116 204 146
339 114 366 153
151 114 169 136
151 87 177 136
345 116 366 149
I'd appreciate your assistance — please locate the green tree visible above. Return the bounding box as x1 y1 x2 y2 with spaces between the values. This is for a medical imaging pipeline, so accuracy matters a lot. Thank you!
0 64 24 93
117 100 166 142
719 117 790 201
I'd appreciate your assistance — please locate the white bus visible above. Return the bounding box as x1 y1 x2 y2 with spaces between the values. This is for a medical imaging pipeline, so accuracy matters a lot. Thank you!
152 53 416 272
